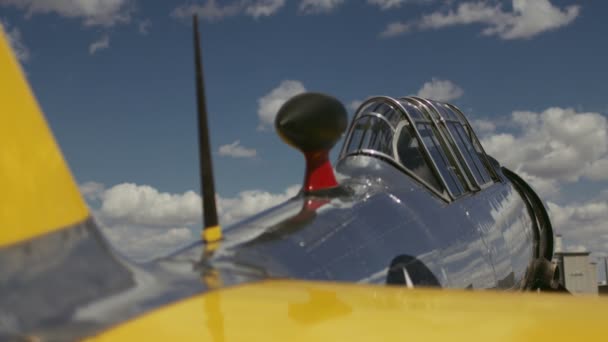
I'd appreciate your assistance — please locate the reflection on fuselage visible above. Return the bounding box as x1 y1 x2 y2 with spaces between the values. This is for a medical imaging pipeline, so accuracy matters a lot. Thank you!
204 154 536 291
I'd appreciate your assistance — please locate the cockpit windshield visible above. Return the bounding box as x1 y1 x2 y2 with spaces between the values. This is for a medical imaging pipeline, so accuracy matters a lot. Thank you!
340 96 498 201
344 102 400 158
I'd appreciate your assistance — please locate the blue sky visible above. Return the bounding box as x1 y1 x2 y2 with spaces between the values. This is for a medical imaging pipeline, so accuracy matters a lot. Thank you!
2 0 608 271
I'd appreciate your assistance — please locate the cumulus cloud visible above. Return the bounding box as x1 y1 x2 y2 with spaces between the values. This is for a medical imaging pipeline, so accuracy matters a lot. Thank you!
218 140 257 158
471 119 496 136
82 182 300 260
172 0 285 22
257 80 306 130
218 185 301 224
548 200 608 258
481 107 608 188
514 170 560 199
100 183 202 227
299 0 344 14
496 106 608 257
416 78 464 102
379 21 411 38
1 20 29 62
0 0 133 27
97 182 300 227
460 105 608 260
89 34 109 54
383 0 580 40
584 159 608 181
89 182 200 260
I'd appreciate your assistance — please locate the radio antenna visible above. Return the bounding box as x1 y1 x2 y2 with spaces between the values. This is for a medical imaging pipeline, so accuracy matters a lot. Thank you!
193 15 222 246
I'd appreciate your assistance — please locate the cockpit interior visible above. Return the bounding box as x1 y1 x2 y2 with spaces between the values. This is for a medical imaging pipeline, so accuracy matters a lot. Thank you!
339 96 499 202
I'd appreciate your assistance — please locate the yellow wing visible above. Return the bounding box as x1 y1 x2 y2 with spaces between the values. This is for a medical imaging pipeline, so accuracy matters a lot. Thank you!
90 280 607 341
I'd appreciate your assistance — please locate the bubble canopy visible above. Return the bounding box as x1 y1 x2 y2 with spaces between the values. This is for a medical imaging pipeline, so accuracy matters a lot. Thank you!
339 96 498 201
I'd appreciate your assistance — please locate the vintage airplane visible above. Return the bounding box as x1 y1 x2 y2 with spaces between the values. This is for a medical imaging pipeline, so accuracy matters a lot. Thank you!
1 16 606 341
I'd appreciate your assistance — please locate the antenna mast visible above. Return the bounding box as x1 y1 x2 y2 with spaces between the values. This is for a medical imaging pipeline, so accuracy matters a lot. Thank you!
193 15 222 245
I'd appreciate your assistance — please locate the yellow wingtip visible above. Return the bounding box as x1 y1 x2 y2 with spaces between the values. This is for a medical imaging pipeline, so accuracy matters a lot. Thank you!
0 26 89 247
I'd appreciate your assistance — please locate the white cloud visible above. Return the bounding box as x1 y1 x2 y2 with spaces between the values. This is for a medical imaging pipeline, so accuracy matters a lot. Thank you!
379 21 411 38
1 20 29 62
0 0 133 27
100 183 201 227
246 0 285 18
89 34 109 55
96 182 300 228
514 170 560 199
584 159 608 181
218 185 300 224
481 107 607 187
548 200 608 257
138 19 151 35
218 140 257 158
172 0 285 22
416 78 464 102
84 182 300 260
471 119 496 136
257 80 306 130
385 0 580 40
299 0 344 14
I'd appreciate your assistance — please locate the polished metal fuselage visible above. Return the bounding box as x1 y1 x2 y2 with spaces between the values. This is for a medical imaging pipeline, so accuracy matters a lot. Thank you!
206 154 537 290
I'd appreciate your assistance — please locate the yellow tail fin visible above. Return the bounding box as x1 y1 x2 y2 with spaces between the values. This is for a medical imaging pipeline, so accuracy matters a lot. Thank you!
0 26 88 247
